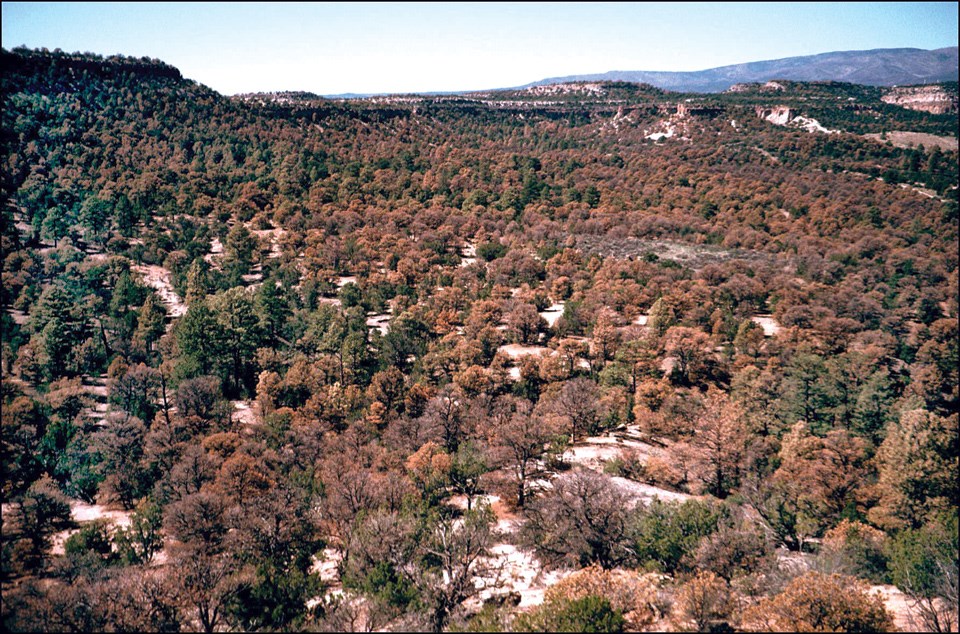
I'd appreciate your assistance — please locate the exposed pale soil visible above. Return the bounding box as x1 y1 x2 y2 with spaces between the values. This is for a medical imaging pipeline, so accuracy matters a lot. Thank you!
231 400 258 426
750 314 781 336
50 500 133 556
497 343 551 359
249 225 287 259
6 308 29 326
539 302 565 328
864 130 958 152
131 264 187 318
366 312 392 336
459 242 478 268
575 235 788 271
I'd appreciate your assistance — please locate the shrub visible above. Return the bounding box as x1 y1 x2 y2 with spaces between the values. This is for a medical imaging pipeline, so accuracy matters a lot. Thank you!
513 594 626 633
818 519 889 584
742 572 895 632
692 519 775 581
476 241 508 262
630 499 725 575
522 469 634 570
885 512 958 633
544 564 663 630
672 571 736 632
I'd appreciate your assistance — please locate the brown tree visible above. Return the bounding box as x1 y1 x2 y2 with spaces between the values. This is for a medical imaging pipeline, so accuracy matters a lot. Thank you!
662 326 719 387
742 572 895 632
522 468 634 570
682 388 749 498
672 571 736 633
538 377 603 442
869 408 959 531
506 301 545 345
484 396 555 508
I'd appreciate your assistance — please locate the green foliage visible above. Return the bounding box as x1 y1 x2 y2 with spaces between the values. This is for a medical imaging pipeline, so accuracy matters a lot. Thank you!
114 498 164 565
476 241 508 261
227 563 322 632
870 408 959 531
1 48 958 630
5 477 73 575
350 559 420 610
174 301 224 381
514 594 626 633
779 352 835 433
60 519 118 578
51 431 104 501
630 498 726 574
64 519 113 559
819 520 891 585
338 281 363 308
208 286 264 397
1 395 48 497
449 441 488 508
887 512 959 601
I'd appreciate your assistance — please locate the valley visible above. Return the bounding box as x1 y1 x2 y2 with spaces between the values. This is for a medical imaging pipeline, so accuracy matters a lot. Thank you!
1 47 957 633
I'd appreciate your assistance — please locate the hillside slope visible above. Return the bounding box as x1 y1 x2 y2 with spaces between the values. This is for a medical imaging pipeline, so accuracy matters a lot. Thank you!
2 47 957 634
523 46 959 93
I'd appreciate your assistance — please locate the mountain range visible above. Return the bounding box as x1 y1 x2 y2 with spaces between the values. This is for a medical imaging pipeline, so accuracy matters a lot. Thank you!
518 46 959 94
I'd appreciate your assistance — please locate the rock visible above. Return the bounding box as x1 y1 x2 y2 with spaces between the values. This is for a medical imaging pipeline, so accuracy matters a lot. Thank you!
881 85 958 114
756 105 796 125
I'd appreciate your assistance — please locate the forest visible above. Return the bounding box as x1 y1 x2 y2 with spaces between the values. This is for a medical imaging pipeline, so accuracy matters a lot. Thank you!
1 47 957 632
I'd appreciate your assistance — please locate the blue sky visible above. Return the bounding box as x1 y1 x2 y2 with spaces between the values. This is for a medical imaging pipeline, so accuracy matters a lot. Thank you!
2 2 957 95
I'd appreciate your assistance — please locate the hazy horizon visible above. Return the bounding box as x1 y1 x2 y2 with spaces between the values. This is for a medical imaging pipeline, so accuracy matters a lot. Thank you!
3 2 958 96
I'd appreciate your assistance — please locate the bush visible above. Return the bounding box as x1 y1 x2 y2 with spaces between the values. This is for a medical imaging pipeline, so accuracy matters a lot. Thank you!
602 448 645 480
476 241 508 261
522 469 634 570
885 513 958 633
692 519 775 581
543 565 663 630
513 594 626 633
818 519 889 584
672 571 735 632
742 572 895 632
630 499 726 575
640 455 687 491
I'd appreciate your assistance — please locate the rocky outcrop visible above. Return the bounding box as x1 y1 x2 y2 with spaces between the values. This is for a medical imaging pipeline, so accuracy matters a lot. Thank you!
676 103 726 117
524 82 605 96
756 106 838 134
727 80 786 94
881 85 958 114
756 106 796 125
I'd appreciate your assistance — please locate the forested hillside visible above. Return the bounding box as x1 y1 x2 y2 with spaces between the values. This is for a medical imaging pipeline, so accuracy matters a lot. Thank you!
2 47 957 633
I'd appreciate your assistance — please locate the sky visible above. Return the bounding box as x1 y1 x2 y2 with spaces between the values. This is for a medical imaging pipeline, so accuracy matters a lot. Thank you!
2 2 958 95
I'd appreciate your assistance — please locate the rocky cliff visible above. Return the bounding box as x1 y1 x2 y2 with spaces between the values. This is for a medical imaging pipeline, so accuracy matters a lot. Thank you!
756 106 796 125
881 85 958 114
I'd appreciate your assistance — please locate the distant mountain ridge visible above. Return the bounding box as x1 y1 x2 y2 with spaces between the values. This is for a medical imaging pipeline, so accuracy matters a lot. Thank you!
520 47 959 94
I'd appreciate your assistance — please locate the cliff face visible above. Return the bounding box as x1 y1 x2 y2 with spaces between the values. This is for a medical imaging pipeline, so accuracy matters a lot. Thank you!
881 85 958 114
754 106 838 134
755 106 796 125
676 103 726 117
